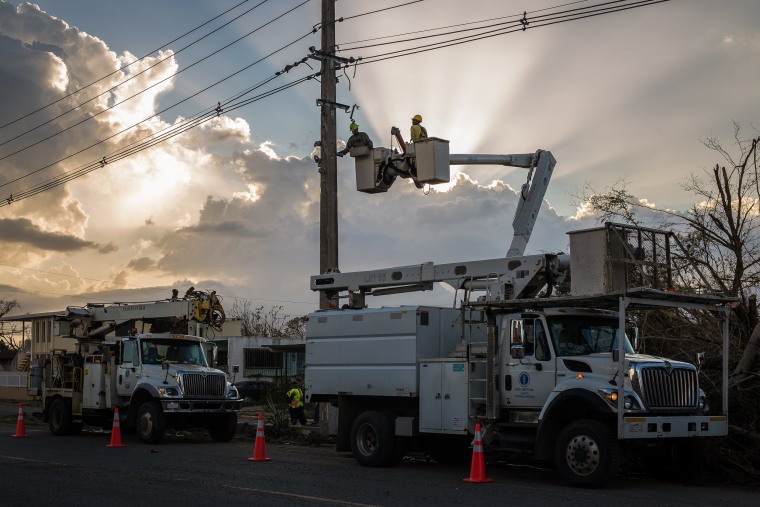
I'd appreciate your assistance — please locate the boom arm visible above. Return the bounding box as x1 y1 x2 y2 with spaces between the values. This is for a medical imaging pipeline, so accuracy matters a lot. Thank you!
448 150 556 257
332 140 559 308
312 253 568 309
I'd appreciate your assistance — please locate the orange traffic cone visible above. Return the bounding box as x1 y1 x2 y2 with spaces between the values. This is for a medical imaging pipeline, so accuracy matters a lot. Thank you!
463 423 492 483
11 403 29 438
106 407 124 447
248 413 271 461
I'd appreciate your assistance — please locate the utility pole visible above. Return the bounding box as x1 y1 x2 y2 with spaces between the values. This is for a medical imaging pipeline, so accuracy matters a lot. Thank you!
318 0 338 309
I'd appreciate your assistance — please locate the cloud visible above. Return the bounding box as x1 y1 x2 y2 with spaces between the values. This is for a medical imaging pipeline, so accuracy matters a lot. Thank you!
0 218 95 251
126 256 157 272
98 242 118 254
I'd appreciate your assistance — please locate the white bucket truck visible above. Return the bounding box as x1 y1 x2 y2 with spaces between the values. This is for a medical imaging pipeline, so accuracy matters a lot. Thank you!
305 137 732 487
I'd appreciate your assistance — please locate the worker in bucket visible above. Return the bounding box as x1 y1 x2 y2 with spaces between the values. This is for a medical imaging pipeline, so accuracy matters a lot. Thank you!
337 121 373 156
410 114 428 142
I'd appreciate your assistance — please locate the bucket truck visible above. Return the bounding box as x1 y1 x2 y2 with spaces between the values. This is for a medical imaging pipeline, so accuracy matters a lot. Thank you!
305 135 732 487
31 291 242 444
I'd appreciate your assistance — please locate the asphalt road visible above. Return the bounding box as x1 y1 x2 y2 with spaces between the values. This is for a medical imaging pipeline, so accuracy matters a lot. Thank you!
2 417 759 507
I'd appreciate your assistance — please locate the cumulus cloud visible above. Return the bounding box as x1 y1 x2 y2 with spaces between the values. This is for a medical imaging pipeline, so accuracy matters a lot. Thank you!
0 217 95 251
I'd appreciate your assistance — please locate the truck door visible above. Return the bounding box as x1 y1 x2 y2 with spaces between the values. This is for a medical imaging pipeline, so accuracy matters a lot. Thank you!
116 338 140 397
499 315 556 409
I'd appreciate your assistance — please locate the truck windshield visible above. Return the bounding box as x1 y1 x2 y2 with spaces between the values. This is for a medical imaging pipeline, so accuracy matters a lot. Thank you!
546 316 634 357
141 339 208 366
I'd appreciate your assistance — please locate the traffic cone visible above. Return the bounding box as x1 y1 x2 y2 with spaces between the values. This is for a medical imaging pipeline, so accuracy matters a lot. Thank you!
463 423 492 483
106 407 124 447
248 413 271 461
11 403 29 438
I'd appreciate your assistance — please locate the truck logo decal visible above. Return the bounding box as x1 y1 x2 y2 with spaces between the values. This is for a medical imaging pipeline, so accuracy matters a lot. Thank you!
519 372 530 386
664 361 673 375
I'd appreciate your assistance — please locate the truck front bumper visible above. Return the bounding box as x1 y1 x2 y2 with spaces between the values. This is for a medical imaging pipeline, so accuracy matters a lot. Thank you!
161 399 243 413
621 415 728 439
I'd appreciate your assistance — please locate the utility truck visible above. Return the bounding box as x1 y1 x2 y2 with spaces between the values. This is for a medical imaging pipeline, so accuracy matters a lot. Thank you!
305 136 732 487
31 292 242 443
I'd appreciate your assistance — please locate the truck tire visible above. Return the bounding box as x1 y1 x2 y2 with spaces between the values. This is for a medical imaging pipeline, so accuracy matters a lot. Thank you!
136 400 166 444
208 413 238 442
49 398 73 436
555 419 620 488
350 411 396 467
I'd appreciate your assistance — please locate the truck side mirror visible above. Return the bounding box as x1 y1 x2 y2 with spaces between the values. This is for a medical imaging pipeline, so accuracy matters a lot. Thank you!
162 361 170 384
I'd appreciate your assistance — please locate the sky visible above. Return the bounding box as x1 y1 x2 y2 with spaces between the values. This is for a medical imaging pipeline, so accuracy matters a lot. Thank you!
0 0 759 321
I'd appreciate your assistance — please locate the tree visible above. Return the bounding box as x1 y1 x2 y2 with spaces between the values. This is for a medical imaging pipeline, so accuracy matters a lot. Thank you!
577 123 760 376
578 124 760 480
229 300 306 338
0 298 21 352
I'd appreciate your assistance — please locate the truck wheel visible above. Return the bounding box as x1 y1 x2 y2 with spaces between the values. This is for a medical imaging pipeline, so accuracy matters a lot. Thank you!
208 413 238 442
350 411 396 467
556 419 620 488
136 400 166 444
49 398 72 436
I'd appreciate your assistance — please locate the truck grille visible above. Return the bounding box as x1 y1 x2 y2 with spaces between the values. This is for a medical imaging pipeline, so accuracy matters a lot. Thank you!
638 365 697 409
179 372 226 398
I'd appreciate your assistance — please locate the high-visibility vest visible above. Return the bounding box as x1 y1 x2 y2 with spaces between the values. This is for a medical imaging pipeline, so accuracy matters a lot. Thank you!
287 388 303 408
410 124 428 142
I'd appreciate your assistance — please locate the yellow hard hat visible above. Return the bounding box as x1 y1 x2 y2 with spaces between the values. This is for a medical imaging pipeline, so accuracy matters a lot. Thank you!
349 121 359 131
412 114 422 122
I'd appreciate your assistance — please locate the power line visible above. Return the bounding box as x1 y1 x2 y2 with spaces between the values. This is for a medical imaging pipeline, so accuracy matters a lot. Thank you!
0 24 317 192
0 0 257 132
0 0 670 207
0 71 317 206
0 0 271 151
339 0 425 21
0 0 313 170
336 0 591 47
351 0 671 65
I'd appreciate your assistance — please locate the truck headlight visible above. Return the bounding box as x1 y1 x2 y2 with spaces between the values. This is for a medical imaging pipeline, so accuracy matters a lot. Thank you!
623 395 641 410
227 386 239 399
598 388 642 410
158 387 180 397
698 392 709 413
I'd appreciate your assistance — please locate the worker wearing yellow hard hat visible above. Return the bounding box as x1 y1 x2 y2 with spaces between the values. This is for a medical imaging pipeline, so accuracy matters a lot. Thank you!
410 114 427 142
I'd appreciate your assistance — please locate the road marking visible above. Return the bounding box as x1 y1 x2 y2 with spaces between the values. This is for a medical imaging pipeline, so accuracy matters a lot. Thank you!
1 455 380 506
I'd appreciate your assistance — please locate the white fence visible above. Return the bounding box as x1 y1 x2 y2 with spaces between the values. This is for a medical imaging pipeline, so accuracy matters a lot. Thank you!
0 372 28 388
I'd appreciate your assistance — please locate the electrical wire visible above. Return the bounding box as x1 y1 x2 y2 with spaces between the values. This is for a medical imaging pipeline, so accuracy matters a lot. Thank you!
352 0 671 65
337 0 590 47
0 72 317 206
0 0 256 132
339 0 425 21
0 25 316 191
0 0 271 151
0 0 670 206
0 0 313 168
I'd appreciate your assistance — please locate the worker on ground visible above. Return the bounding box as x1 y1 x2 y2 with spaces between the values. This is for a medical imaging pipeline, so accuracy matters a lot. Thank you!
410 114 427 142
337 121 373 156
286 381 307 426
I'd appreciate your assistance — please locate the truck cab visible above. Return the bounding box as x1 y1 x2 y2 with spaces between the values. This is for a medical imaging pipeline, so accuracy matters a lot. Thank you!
43 332 242 444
